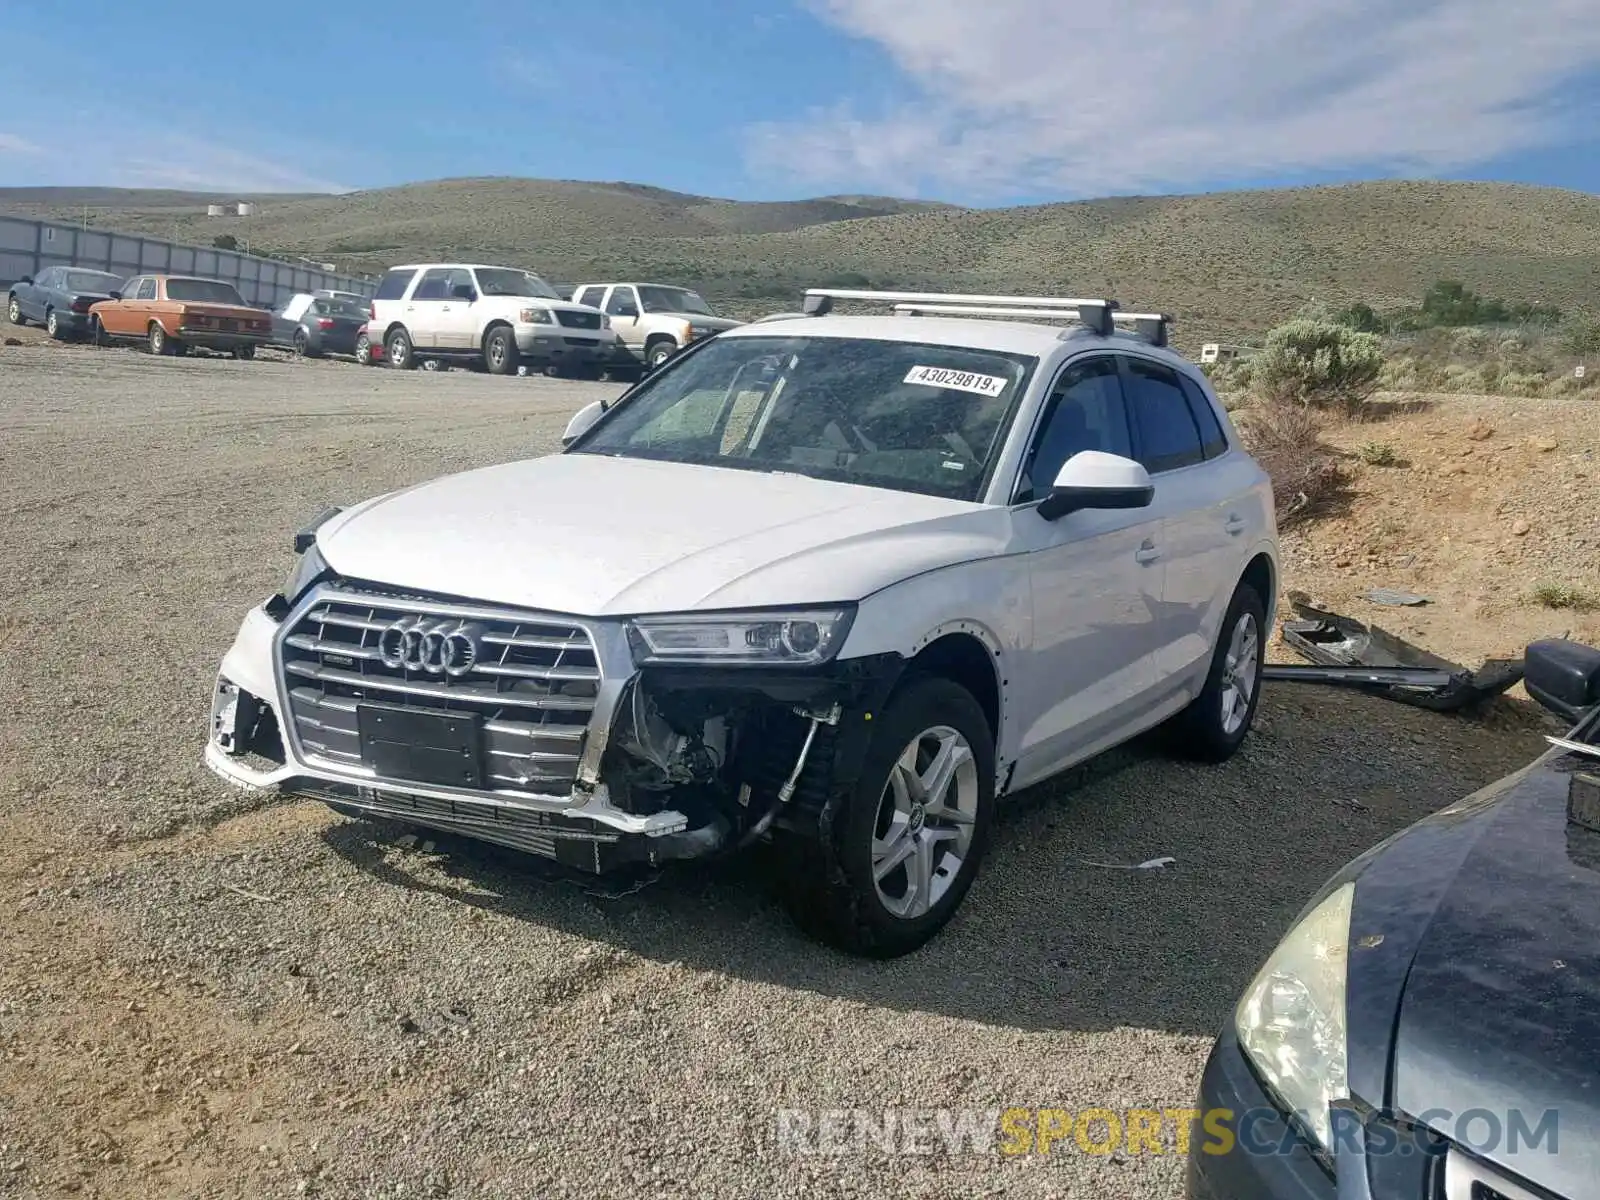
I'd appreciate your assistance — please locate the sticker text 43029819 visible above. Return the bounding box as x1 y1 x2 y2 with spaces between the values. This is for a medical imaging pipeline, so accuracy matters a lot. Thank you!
903 365 1008 398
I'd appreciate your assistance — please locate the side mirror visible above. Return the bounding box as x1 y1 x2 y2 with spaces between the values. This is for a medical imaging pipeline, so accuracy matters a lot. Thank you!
19 275 32 285
108 291 121 300
452 285 477 302
1525 639 1600 722
562 400 606 447
1037 451 1154 521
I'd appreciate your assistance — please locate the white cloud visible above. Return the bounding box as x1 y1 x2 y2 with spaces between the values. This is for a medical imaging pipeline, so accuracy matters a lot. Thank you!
107 134 352 194
0 131 43 155
746 0 1600 197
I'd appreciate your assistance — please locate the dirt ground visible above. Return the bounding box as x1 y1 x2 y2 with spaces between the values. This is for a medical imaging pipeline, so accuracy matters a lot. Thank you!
0 335 1584 1199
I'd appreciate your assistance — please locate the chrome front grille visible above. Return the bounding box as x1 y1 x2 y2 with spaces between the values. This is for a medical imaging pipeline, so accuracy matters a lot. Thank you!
556 309 602 330
277 588 600 796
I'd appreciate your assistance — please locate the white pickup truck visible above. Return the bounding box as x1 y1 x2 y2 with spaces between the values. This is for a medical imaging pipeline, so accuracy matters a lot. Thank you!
567 282 742 370
205 288 1278 958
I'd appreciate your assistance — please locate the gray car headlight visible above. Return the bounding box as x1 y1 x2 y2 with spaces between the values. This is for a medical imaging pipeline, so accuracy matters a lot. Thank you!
281 542 330 605
626 607 855 667
1234 880 1354 1154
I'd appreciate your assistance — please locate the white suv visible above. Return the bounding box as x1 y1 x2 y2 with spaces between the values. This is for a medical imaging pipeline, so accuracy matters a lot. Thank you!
369 263 623 377
205 289 1278 958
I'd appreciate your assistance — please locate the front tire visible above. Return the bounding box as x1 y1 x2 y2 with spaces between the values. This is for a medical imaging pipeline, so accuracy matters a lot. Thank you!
483 324 519 375
646 339 677 369
776 676 995 958
1166 580 1266 762
385 327 415 369
232 344 255 360
8 296 26 326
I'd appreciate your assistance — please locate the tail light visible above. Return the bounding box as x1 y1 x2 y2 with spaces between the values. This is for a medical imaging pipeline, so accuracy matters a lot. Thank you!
70 297 92 313
316 317 335 330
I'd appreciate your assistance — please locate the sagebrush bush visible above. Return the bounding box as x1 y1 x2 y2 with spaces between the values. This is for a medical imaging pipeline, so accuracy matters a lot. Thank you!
1251 319 1385 414
1235 398 1347 525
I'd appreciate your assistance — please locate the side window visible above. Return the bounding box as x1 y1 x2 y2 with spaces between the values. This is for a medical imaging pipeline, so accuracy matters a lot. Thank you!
411 268 453 301
1016 357 1132 502
605 286 639 317
575 286 605 308
120 276 141 298
374 268 415 301
36 268 58 287
1177 373 1229 459
1125 358 1205 473
136 278 157 301
446 268 476 299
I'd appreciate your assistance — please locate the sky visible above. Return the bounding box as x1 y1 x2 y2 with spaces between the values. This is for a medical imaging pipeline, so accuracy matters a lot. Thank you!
2 0 1600 207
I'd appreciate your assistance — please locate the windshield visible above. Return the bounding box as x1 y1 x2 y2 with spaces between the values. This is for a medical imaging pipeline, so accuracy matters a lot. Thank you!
639 285 714 316
475 268 561 299
165 278 246 304
65 270 122 293
569 335 1036 501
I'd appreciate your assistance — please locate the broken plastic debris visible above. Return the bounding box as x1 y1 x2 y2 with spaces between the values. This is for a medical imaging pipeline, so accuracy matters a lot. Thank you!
1077 856 1176 871
1362 588 1429 607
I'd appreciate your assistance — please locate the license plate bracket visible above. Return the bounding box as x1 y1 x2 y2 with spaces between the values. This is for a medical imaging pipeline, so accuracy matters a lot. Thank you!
356 703 483 789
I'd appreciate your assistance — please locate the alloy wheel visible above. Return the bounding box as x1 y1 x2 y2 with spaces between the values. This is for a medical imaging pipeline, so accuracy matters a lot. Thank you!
870 725 980 919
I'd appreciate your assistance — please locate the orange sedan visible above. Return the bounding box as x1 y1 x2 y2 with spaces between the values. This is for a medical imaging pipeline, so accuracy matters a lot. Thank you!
89 274 272 358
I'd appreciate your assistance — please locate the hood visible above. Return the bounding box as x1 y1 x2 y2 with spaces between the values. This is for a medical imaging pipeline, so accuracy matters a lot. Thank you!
1386 754 1600 1197
680 314 741 331
315 452 1009 616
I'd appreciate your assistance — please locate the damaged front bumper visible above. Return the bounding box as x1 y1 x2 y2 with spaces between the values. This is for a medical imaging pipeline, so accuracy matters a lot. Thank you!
204 593 903 873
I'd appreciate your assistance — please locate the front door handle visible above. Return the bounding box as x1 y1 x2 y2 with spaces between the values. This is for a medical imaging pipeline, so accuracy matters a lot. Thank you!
1224 513 1246 536
1135 540 1161 565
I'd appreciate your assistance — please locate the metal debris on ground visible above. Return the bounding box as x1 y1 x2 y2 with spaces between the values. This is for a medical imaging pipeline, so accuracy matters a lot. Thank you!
1263 594 1524 712
1362 587 1430 607
1075 856 1176 871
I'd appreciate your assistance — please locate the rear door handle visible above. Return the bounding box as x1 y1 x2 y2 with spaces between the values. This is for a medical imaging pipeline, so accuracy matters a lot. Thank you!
1224 513 1246 536
1135 540 1161 565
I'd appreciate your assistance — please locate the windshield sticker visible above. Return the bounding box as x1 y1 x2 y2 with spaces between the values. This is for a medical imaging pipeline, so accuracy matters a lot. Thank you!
903 365 1009 397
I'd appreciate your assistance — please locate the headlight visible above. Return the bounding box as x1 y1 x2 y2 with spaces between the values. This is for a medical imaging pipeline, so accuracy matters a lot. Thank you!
599 313 611 329
626 607 855 666
280 542 330 605
1234 881 1354 1154
519 307 553 324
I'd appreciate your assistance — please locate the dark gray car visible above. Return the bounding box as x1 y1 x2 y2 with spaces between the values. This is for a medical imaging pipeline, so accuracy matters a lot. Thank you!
268 293 369 358
7 267 125 340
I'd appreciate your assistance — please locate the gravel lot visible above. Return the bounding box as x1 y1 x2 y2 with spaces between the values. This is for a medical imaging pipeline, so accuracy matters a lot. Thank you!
0 343 1553 1198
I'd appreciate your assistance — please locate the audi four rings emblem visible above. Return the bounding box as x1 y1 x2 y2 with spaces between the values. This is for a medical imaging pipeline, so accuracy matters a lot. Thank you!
377 616 486 677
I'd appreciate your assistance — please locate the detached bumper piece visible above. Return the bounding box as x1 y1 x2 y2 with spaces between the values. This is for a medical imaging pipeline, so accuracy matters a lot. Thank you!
1263 595 1524 712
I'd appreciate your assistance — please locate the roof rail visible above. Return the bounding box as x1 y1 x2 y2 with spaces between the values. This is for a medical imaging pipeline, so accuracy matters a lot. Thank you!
801 287 1172 346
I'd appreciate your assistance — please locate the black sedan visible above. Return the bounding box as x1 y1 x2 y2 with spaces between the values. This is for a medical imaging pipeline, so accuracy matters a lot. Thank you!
1189 637 1600 1200
267 293 368 358
7 266 124 339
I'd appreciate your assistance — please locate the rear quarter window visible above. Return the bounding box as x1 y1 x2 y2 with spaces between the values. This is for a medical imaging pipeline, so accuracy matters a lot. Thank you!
1177 373 1229 459
374 269 417 301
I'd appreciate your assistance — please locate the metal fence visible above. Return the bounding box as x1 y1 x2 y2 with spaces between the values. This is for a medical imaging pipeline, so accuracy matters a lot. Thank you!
0 216 376 308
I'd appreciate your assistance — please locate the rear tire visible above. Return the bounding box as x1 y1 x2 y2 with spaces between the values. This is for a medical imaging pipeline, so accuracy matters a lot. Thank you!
147 322 170 355
6 296 24 326
355 331 373 365
293 328 310 357
774 675 995 958
483 324 519 375
232 344 255 360
1165 580 1266 763
385 327 415 369
45 309 61 339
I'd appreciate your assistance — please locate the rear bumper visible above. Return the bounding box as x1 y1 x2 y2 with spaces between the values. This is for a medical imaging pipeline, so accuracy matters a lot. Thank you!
52 310 91 333
178 327 270 349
